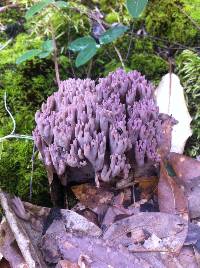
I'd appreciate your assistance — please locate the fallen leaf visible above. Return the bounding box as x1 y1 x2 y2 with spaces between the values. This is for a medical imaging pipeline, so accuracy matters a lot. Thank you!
160 246 198 268
56 260 79 268
103 212 188 254
135 176 158 200
71 184 114 208
167 153 200 218
41 230 152 267
157 117 175 159
158 162 188 220
168 153 200 186
185 223 200 252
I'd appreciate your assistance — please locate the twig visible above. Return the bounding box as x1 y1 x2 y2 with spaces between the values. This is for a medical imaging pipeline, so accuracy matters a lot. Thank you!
0 38 13 51
4 92 15 135
29 144 36 201
0 92 33 142
87 58 93 78
67 16 76 78
51 24 60 86
0 4 18 13
114 46 125 69
0 134 33 142
168 59 172 114
125 25 134 61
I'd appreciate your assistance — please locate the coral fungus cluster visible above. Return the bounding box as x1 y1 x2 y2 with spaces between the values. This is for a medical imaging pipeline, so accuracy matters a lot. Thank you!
33 68 163 185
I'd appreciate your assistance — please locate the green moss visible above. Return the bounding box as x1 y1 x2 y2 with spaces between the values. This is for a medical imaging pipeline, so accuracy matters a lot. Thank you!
184 0 200 22
105 12 120 23
0 140 51 206
144 0 198 45
130 53 168 84
0 33 56 205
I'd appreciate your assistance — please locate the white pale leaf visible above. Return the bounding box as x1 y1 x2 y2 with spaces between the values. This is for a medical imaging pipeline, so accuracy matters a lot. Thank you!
155 73 192 154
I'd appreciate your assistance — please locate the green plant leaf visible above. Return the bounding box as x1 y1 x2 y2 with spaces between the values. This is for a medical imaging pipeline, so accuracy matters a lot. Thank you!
42 39 54 52
54 1 68 8
38 51 51 58
68 36 97 52
126 0 148 18
16 49 42 64
25 0 55 20
99 25 129 45
75 43 98 67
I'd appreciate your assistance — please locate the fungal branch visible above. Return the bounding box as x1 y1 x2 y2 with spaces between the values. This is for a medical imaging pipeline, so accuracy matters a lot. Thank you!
0 92 33 142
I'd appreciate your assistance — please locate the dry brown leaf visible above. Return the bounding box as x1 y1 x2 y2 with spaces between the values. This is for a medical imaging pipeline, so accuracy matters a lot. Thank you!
41 230 151 267
56 260 79 268
168 153 200 185
0 258 11 268
160 246 198 268
135 176 158 200
167 153 200 218
103 212 188 254
71 184 114 209
157 117 174 159
158 162 188 220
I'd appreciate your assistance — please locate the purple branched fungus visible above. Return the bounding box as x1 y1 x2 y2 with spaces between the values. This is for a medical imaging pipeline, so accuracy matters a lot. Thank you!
33 68 165 186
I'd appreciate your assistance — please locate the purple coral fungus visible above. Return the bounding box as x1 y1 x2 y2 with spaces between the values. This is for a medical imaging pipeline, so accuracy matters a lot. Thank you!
33 68 163 185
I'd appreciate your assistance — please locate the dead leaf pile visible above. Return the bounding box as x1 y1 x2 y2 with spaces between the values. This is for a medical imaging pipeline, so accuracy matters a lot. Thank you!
1 142 200 266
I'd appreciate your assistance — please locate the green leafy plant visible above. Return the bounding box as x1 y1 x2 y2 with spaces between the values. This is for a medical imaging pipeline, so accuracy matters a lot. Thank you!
16 39 53 64
16 0 149 68
126 0 148 18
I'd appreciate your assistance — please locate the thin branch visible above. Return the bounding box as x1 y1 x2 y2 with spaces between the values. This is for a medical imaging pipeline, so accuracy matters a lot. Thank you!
0 38 13 51
168 59 172 114
67 16 76 78
0 92 33 142
29 144 36 201
114 46 125 69
87 58 93 78
4 92 15 135
0 4 18 13
0 134 33 142
125 25 134 61
51 24 60 86
127 32 200 54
